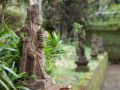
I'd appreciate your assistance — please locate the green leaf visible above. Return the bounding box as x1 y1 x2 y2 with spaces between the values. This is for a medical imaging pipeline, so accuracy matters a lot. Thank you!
0 24 12 37
0 34 13 41
2 71 16 90
0 64 18 78
0 79 9 90
0 46 17 51
12 72 26 81
16 85 30 90
73 22 83 33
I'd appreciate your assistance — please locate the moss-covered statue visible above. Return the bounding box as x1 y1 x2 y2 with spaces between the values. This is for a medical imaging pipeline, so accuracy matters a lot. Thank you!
91 34 98 58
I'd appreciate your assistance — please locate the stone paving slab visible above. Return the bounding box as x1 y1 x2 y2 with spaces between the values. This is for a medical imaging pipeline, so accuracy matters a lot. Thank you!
102 65 120 90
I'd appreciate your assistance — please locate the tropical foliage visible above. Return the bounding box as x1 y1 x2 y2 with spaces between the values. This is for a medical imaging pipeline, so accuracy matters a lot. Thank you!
0 24 29 90
44 32 64 75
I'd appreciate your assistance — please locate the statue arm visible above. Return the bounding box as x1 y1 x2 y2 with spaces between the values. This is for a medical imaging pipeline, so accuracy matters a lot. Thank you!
15 26 28 40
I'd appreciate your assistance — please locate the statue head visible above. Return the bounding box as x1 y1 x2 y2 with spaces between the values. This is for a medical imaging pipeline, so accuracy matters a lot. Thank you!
26 4 41 25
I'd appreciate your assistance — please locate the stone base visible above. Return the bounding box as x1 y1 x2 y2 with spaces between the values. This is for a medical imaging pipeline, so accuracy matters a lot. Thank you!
75 66 89 72
91 56 98 60
75 60 88 66
91 54 98 59
25 78 53 90
49 84 72 90
21 78 71 90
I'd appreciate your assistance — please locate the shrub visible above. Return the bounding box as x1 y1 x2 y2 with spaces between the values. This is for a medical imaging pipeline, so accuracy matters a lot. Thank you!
0 23 29 90
44 32 64 75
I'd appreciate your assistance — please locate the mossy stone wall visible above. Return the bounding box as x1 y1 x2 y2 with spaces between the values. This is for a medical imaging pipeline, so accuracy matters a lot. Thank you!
87 53 108 90
72 52 108 90
86 30 120 60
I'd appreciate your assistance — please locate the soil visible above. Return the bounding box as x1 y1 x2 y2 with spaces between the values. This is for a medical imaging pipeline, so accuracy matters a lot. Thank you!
102 64 120 90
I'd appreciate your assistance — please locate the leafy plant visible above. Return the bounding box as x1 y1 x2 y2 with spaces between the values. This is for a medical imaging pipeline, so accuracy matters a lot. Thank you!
44 32 64 75
0 24 29 90
73 22 83 33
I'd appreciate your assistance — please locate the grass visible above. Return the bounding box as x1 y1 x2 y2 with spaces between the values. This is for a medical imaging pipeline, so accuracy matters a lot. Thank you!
52 44 101 86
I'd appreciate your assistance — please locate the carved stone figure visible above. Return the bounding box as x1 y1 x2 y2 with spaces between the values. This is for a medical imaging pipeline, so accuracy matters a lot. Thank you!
75 29 89 72
16 2 55 90
91 34 98 58
17 4 46 79
97 36 105 54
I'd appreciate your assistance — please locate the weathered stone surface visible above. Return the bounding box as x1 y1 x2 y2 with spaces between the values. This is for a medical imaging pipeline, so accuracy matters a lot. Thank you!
97 36 105 54
75 66 89 72
49 84 72 90
102 65 120 90
16 1 53 89
17 4 46 79
26 79 53 90
75 29 89 71
91 34 98 58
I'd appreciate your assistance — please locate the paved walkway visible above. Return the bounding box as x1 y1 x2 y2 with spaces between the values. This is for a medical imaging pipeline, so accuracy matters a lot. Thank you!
102 65 120 90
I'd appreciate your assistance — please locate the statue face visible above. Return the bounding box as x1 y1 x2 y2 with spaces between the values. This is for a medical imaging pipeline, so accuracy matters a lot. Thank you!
31 4 41 25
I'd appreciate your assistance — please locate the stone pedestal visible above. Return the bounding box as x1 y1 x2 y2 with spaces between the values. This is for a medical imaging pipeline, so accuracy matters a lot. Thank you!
75 57 89 72
75 66 89 72
49 84 72 90
91 52 98 60
91 52 97 57
26 79 53 90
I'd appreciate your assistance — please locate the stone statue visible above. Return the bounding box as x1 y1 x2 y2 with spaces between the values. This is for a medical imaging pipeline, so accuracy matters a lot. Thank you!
75 29 89 72
91 34 98 58
16 3 55 90
17 4 46 79
97 36 105 54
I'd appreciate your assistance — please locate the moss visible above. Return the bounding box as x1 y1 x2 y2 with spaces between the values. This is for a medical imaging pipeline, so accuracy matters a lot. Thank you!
87 53 108 90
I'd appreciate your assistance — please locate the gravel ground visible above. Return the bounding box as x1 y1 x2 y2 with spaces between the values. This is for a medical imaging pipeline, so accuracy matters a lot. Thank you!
102 65 120 90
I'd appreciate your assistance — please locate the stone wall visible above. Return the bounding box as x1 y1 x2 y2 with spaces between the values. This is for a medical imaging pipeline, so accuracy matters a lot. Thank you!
72 52 108 90
86 30 120 61
87 53 108 90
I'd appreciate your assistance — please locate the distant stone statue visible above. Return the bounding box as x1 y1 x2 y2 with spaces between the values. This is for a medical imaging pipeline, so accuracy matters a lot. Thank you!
97 36 105 54
75 29 89 72
91 34 98 58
